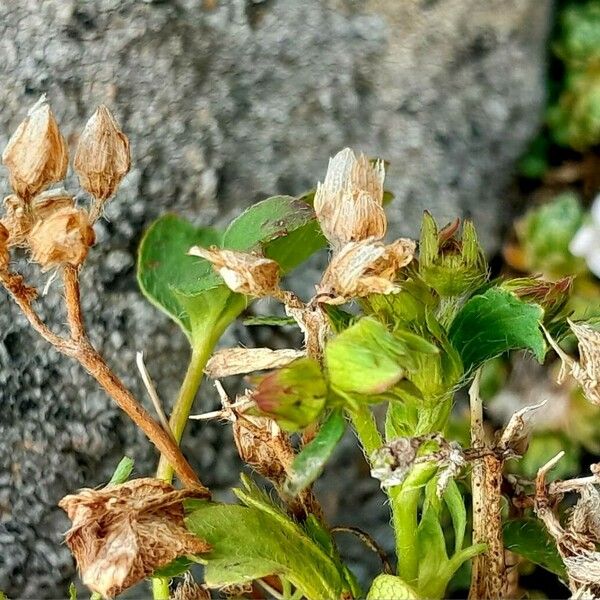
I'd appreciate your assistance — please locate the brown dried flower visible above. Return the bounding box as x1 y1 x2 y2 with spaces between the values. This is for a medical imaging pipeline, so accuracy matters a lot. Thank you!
74 105 131 203
28 206 95 271
544 320 600 405
318 237 416 304
1 195 32 248
0 222 9 271
173 575 211 600
59 478 210 599
314 148 387 249
2 95 68 201
189 246 281 297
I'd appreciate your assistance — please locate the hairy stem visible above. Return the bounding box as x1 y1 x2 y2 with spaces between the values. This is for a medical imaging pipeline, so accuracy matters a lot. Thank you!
346 403 383 458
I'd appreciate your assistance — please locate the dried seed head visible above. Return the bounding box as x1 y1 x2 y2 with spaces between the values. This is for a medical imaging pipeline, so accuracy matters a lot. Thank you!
232 411 295 482
2 95 68 201
1 195 33 248
318 237 416 304
0 222 9 271
28 206 95 271
314 148 387 248
74 105 131 202
189 246 281 297
544 321 600 406
59 478 210 599
173 575 211 600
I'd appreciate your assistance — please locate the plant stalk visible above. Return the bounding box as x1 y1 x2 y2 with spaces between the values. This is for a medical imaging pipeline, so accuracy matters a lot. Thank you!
156 334 216 483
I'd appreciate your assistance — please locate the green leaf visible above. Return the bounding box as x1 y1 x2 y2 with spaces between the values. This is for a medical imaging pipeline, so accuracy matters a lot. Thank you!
448 288 546 372
137 214 224 335
108 456 134 486
223 196 326 272
68 583 77 600
503 518 566 578
185 502 345 599
442 480 466 555
242 315 298 327
284 409 346 496
151 556 196 578
367 575 419 600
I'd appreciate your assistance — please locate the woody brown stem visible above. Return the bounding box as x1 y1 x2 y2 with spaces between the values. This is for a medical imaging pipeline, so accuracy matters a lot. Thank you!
1 268 205 492
62 265 86 341
468 372 507 600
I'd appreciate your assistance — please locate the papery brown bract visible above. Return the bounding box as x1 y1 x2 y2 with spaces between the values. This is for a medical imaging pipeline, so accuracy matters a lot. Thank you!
1 195 33 248
318 237 415 304
28 206 95 271
2 96 68 201
74 106 131 202
189 246 281 297
314 148 386 249
0 222 9 271
59 478 210 599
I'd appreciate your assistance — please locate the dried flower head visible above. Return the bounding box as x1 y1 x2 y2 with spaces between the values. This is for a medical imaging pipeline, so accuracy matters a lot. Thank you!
1 195 32 248
0 222 9 271
189 246 281 297
28 206 95 271
74 105 131 203
2 95 68 200
233 411 296 483
318 237 416 304
173 574 211 600
59 478 210 598
544 320 600 405
314 148 387 249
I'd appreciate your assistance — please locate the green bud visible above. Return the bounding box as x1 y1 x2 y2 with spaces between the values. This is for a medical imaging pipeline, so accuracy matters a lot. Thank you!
253 357 327 430
418 212 487 297
501 276 572 322
325 317 422 396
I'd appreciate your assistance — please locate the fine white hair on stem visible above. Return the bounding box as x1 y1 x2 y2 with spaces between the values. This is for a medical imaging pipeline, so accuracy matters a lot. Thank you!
135 351 172 436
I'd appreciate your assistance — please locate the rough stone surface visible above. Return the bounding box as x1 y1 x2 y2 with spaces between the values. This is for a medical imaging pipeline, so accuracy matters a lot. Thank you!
0 0 552 597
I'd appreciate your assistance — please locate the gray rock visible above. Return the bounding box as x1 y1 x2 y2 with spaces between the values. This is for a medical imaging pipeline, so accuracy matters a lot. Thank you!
0 0 552 597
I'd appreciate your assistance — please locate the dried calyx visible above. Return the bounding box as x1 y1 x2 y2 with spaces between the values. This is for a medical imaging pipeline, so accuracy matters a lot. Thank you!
189 246 281 297
2 95 68 201
544 320 600 405
0 97 130 273
59 478 210 599
74 105 131 211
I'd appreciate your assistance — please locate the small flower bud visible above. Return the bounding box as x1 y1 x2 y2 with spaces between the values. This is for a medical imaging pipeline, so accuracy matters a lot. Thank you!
252 357 327 430
314 148 387 249
318 237 415 304
74 105 131 202
189 246 281 297
2 95 68 201
0 222 10 271
28 206 95 271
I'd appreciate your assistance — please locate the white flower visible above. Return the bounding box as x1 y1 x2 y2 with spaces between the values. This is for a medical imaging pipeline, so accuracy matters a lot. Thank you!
570 195 600 277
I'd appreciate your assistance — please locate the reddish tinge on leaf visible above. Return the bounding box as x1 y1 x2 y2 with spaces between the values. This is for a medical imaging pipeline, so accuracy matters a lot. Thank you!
28 206 95 271
59 478 210 599
74 105 131 202
2 95 68 201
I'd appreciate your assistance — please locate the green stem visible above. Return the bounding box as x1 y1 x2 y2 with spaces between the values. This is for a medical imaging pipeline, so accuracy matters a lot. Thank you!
346 404 383 459
155 334 216 483
151 577 170 600
389 463 437 585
